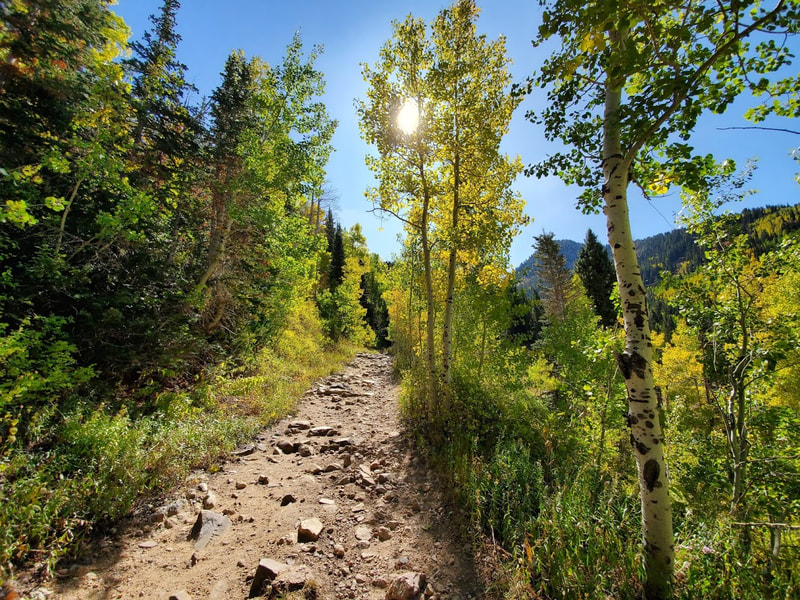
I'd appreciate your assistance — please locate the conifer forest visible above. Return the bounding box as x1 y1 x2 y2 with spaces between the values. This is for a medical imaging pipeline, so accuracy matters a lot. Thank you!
1 1 799 598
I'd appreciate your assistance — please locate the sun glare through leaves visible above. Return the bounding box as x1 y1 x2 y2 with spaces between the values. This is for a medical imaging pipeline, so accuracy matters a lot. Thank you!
397 97 419 134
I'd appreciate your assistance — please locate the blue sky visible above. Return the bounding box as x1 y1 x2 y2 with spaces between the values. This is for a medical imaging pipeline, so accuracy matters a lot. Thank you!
113 0 800 267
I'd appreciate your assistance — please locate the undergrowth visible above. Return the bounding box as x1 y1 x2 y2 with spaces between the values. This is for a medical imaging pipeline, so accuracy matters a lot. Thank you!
399 352 799 599
0 301 359 582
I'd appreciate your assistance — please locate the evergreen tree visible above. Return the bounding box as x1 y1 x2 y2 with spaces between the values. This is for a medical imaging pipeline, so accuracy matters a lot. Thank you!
124 0 200 183
325 209 336 253
329 225 345 290
360 267 390 347
533 232 575 321
574 229 617 327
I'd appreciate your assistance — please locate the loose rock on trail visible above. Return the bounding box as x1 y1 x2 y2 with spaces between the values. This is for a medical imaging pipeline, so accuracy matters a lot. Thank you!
47 353 481 600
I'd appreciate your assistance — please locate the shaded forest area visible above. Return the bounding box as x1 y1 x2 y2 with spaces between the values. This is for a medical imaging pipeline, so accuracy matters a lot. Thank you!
2 1 800 599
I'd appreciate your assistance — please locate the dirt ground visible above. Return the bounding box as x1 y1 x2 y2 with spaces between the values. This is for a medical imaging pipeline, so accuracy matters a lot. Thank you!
27 352 484 600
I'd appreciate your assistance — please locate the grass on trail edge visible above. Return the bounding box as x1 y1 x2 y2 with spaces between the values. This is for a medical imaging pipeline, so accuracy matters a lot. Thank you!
0 303 362 583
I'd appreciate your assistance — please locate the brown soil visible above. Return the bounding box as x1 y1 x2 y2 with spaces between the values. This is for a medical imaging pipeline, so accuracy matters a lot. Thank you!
35 353 482 600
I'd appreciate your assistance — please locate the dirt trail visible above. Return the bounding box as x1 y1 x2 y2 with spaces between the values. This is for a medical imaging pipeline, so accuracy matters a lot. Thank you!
45 353 481 600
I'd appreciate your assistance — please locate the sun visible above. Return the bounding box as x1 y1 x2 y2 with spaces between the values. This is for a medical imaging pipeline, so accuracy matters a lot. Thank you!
397 98 419 135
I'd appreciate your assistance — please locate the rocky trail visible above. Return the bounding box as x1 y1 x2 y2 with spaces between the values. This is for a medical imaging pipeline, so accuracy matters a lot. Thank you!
44 353 482 600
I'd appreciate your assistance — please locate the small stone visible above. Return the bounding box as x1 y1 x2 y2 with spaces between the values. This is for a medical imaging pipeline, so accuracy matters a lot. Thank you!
187 510 231 551
280 494 297 506
289 420 312 430
310 426 334 436
198 482 209 493
233 444 256 456
235 481 247 490
333 543 346 558
385 572 427 600
298 517 324 542
203 491 218 509
277 439 298 454
376 526 392 541
248 558 289 598
273 567 310 592
319 498 336 505
257 474 270 485
297 444 314 457
355 525 372 541
138 540 158 549
355 573 369 584
351 503 365 513
168 592 192 600
372 576 390 589
209 580 230 600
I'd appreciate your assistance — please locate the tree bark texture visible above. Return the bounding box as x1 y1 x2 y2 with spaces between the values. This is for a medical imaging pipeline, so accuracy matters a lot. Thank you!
603 30 674 600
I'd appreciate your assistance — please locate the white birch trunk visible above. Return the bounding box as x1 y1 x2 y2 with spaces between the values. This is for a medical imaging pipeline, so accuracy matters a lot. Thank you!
603 28 674 600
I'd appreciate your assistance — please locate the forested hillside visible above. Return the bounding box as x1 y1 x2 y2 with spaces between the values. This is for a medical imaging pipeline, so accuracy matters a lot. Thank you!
2 1 800 599
518 203 800 293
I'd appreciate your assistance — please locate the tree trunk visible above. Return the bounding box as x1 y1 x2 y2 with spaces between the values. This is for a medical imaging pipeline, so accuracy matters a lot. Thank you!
418 159 438 418
441 150 460 386
603 28 673 600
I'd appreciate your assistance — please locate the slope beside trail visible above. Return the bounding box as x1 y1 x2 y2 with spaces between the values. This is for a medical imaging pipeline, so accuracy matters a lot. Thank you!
48 352 482 600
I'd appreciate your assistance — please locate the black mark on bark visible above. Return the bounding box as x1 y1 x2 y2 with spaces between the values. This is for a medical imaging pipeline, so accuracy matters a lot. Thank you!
643 459 660 492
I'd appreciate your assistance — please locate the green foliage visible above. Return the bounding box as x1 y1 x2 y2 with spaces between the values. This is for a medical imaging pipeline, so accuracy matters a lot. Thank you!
574 229 618 327
0 1 360 580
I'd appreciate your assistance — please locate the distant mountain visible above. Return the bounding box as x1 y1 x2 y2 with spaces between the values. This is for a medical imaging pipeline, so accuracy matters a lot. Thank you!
515 203 800 297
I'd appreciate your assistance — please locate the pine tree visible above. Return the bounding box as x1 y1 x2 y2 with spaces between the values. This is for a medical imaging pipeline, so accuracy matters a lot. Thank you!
329 225 346 290
325 208 336 253
574 229 617 327
533 232 575 321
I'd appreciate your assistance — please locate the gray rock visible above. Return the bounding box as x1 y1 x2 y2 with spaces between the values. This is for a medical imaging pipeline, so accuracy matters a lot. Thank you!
187 510 231 550
248 558 289 598
297 517 324 542
233 444 256 456
289 420 312 430
385 572 427 600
